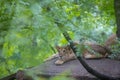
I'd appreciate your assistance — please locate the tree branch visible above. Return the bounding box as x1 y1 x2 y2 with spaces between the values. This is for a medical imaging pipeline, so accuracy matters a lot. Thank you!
114 0 120 38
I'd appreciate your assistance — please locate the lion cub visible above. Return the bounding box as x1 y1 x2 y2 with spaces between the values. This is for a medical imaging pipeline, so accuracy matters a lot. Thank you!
45 34 117 65
54 42 108 65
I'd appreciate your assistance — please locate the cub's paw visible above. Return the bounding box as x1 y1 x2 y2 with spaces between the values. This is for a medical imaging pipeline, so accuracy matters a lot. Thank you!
55 59 64 65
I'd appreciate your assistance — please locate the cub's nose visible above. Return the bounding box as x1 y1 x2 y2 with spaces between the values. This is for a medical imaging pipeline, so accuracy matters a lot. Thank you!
59 55 62 58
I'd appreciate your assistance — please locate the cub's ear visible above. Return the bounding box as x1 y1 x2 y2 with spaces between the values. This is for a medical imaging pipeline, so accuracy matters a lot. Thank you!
66 45 71 50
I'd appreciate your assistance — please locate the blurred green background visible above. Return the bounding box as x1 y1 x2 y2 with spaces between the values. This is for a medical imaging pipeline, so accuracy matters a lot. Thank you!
0 0 116 78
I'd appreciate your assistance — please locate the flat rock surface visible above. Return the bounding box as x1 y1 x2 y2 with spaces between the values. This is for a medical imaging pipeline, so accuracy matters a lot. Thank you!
28 58 120 79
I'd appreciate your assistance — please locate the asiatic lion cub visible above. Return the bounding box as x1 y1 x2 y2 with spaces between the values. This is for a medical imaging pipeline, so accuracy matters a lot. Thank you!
46 34 117 65
54 43 108 65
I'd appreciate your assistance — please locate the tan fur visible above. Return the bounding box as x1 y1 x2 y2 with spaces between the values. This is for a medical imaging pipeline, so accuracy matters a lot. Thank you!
55 43 108 65
104 34 117 47
45 34 117 65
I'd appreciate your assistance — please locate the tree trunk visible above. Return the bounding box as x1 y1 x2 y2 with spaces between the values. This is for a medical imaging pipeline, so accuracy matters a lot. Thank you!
114 0 120 38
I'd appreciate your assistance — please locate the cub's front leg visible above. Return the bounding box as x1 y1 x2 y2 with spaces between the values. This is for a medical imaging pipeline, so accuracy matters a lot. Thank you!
55 59 64 65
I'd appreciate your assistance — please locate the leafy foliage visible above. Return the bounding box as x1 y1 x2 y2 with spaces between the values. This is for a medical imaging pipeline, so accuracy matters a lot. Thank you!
0 0 116 78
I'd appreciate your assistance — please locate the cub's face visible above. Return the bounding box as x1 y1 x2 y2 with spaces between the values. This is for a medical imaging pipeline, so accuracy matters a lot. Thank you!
55 45 71 58
55 45 76 65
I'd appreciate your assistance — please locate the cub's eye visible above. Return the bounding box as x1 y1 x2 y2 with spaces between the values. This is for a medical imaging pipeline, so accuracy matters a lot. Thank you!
63 49 66 52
